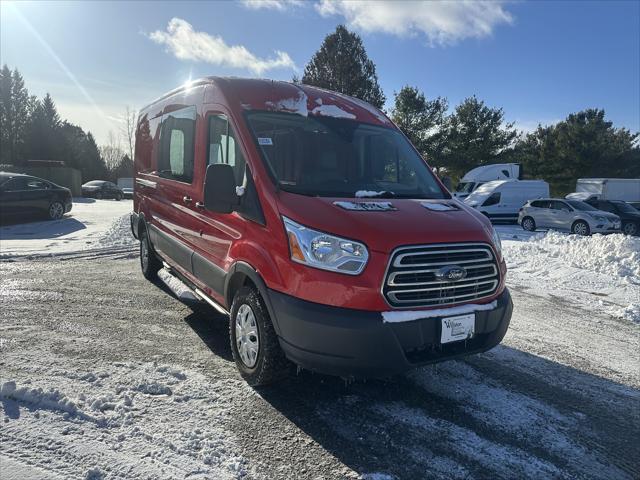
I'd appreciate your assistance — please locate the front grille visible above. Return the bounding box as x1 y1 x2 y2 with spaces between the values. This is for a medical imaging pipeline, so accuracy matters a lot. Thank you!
383 243 500 308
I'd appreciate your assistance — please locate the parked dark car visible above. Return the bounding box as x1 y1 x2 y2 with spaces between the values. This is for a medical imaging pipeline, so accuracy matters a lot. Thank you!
628 201 640 211
82 180 124 200
586 199 640 236
0 172 72 221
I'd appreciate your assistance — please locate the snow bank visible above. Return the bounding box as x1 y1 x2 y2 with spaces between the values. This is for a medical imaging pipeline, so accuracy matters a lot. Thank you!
499 227 640 324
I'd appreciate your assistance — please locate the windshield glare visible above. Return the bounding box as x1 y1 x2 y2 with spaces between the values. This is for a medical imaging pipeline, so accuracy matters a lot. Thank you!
566 200 598 211
246 112 445 199
456 182 475 194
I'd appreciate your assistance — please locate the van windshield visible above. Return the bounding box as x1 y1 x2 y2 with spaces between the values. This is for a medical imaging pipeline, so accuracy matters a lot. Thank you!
246 112 445 199
456 182 475 194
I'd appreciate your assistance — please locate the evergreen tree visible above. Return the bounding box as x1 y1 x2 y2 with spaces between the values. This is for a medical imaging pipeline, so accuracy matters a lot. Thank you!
27 93 63 161
444 96 517 178
0 65 13 164
302 25 385 108
0 66 32 164
391 86 448 170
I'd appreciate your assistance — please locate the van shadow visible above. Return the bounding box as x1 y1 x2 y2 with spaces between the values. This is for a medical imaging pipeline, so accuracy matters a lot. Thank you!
0 217 86 239
180 299 639 479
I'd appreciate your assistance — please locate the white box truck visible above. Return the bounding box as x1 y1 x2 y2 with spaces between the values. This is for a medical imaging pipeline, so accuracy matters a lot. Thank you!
566 178 640 202
454 163 521 199
463 179 549 223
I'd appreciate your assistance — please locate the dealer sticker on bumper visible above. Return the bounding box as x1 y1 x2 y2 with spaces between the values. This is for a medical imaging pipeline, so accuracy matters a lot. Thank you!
441 314 475 344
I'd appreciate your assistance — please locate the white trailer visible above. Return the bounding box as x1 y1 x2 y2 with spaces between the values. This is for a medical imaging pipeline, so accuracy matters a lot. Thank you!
566 178 640 202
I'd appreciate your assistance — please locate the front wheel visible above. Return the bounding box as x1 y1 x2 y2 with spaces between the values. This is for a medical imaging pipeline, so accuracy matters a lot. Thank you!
230 286 290 387
48 201 64 220
572 220 590 236
95 192 103 200
623 222 638 236
115 192 123 201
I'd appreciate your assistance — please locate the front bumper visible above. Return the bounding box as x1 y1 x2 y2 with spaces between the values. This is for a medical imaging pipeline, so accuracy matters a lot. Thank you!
64 199 73 213
268 288 512 378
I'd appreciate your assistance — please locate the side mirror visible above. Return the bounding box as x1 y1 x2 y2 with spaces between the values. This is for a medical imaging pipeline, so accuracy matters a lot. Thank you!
203 163 239 213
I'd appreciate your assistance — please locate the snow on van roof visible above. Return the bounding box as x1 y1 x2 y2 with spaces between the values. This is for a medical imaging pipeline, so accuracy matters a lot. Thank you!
141 77 392 127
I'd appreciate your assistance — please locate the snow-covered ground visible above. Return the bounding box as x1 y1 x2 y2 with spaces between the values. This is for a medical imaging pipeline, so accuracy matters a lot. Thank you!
0 198 135 258
1 202 639 478
496 226 640 324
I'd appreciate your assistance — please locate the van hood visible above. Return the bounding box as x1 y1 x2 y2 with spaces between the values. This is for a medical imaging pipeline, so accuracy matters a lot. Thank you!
276 192 495 253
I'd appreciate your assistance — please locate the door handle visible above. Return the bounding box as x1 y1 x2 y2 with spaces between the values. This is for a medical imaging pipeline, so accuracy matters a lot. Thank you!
195 201 205 209
183 196 192 204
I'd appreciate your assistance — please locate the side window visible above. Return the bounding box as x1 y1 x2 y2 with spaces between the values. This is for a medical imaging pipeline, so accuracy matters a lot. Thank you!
26 180 49 190
207 114 246 186
530 200 545 208
598 202 615 213
483 192 501 207
551 201 570 211
159 106 196 183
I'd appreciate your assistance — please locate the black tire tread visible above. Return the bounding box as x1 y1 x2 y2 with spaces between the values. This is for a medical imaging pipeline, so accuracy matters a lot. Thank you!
140 227 161 280
230 286 290 387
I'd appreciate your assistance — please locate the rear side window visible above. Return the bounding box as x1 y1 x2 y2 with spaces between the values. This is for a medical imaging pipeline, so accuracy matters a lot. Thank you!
530 200 547 208
2 177 29 191
159 106 196 183
482 192 501 206
550 201 570 211
208 115 246 186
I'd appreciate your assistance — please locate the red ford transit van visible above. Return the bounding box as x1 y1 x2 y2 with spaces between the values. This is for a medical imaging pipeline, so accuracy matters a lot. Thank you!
131 78 512 386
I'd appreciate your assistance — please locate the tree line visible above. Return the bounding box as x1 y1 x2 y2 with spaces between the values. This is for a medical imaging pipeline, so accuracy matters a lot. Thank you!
301 26 639 195
0 65 133 182
2 25 638 194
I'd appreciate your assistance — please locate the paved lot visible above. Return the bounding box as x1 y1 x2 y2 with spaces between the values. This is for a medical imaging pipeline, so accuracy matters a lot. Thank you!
1 251 638 479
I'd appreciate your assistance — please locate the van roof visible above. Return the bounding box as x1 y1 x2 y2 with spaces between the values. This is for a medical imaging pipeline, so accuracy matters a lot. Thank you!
141 77 393 127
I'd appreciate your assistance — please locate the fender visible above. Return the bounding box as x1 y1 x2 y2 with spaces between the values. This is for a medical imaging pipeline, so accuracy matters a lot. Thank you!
225 261 282 335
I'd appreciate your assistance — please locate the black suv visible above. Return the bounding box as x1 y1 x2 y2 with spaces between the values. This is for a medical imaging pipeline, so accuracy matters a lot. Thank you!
0 172 73 221
586 199 640 236
81 180 124 200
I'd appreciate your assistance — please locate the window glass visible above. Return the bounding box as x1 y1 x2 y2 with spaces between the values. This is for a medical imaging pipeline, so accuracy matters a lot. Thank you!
159 106 196 183
597 202 616 213
482 192 501 206
246 112 444 199
550 201 569 211
566 200 598 211
26 180 49 190
530 200 547 208
208 115 246 186
611 201 636 213
3 177 29 191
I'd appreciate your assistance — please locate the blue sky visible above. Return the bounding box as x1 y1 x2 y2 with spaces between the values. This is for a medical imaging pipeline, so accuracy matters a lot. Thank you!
1 0 638 145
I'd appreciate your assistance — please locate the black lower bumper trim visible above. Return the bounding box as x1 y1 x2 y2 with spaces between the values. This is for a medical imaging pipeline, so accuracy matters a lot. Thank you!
267 288 513 378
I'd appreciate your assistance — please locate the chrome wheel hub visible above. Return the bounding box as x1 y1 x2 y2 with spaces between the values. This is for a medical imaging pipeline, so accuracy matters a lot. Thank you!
235 304 259 368
575 223 587 235
49 203 63 219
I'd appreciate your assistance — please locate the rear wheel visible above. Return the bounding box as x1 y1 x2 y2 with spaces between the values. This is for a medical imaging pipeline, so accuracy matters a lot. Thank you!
521 217 536 232
95 192 103 200
572 220 590 236
48 201 64 220
623 222 638 236
230 286 290 387
140 227 161 280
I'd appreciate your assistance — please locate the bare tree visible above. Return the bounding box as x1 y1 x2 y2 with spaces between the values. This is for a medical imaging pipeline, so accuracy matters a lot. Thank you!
100 130 125 173
120 106 136 161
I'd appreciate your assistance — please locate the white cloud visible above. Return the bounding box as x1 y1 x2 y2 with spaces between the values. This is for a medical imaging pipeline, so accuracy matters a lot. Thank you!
240 0 304 10
315 0 513 45
148 18 296 75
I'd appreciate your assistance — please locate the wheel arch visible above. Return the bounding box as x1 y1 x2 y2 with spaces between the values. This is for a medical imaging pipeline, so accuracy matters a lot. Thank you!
225 262 282 335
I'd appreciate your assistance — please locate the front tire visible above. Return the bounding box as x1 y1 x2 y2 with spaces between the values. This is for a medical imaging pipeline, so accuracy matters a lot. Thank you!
521 217 536 231
140 227 161 280
572 220 590 236
230 286 290 387
623 222 638 236
115 192 123 201
48 201 64 220
95 192 103 200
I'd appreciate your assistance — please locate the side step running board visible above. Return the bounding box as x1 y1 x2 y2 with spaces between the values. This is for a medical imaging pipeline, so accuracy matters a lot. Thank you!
160 263 230 316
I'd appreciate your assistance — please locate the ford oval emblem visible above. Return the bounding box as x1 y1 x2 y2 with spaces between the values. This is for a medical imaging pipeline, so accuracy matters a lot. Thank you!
436 265 467 281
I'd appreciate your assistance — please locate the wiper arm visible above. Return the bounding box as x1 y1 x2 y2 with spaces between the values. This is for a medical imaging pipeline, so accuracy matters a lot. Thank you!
355 190 396 198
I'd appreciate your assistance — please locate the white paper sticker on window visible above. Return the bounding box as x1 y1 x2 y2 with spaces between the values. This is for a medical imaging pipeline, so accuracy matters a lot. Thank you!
258 137 273 146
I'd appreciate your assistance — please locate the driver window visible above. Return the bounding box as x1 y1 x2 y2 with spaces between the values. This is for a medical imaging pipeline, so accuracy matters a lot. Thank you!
207 115 246 186
483 192 501 206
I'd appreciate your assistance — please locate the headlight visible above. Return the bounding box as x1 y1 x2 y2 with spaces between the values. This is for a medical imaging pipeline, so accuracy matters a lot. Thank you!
490 226 502 258
283 216 369 275
591 214 606 222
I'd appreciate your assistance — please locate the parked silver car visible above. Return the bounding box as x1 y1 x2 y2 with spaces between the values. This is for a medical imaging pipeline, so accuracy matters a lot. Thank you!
518 198 621 235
